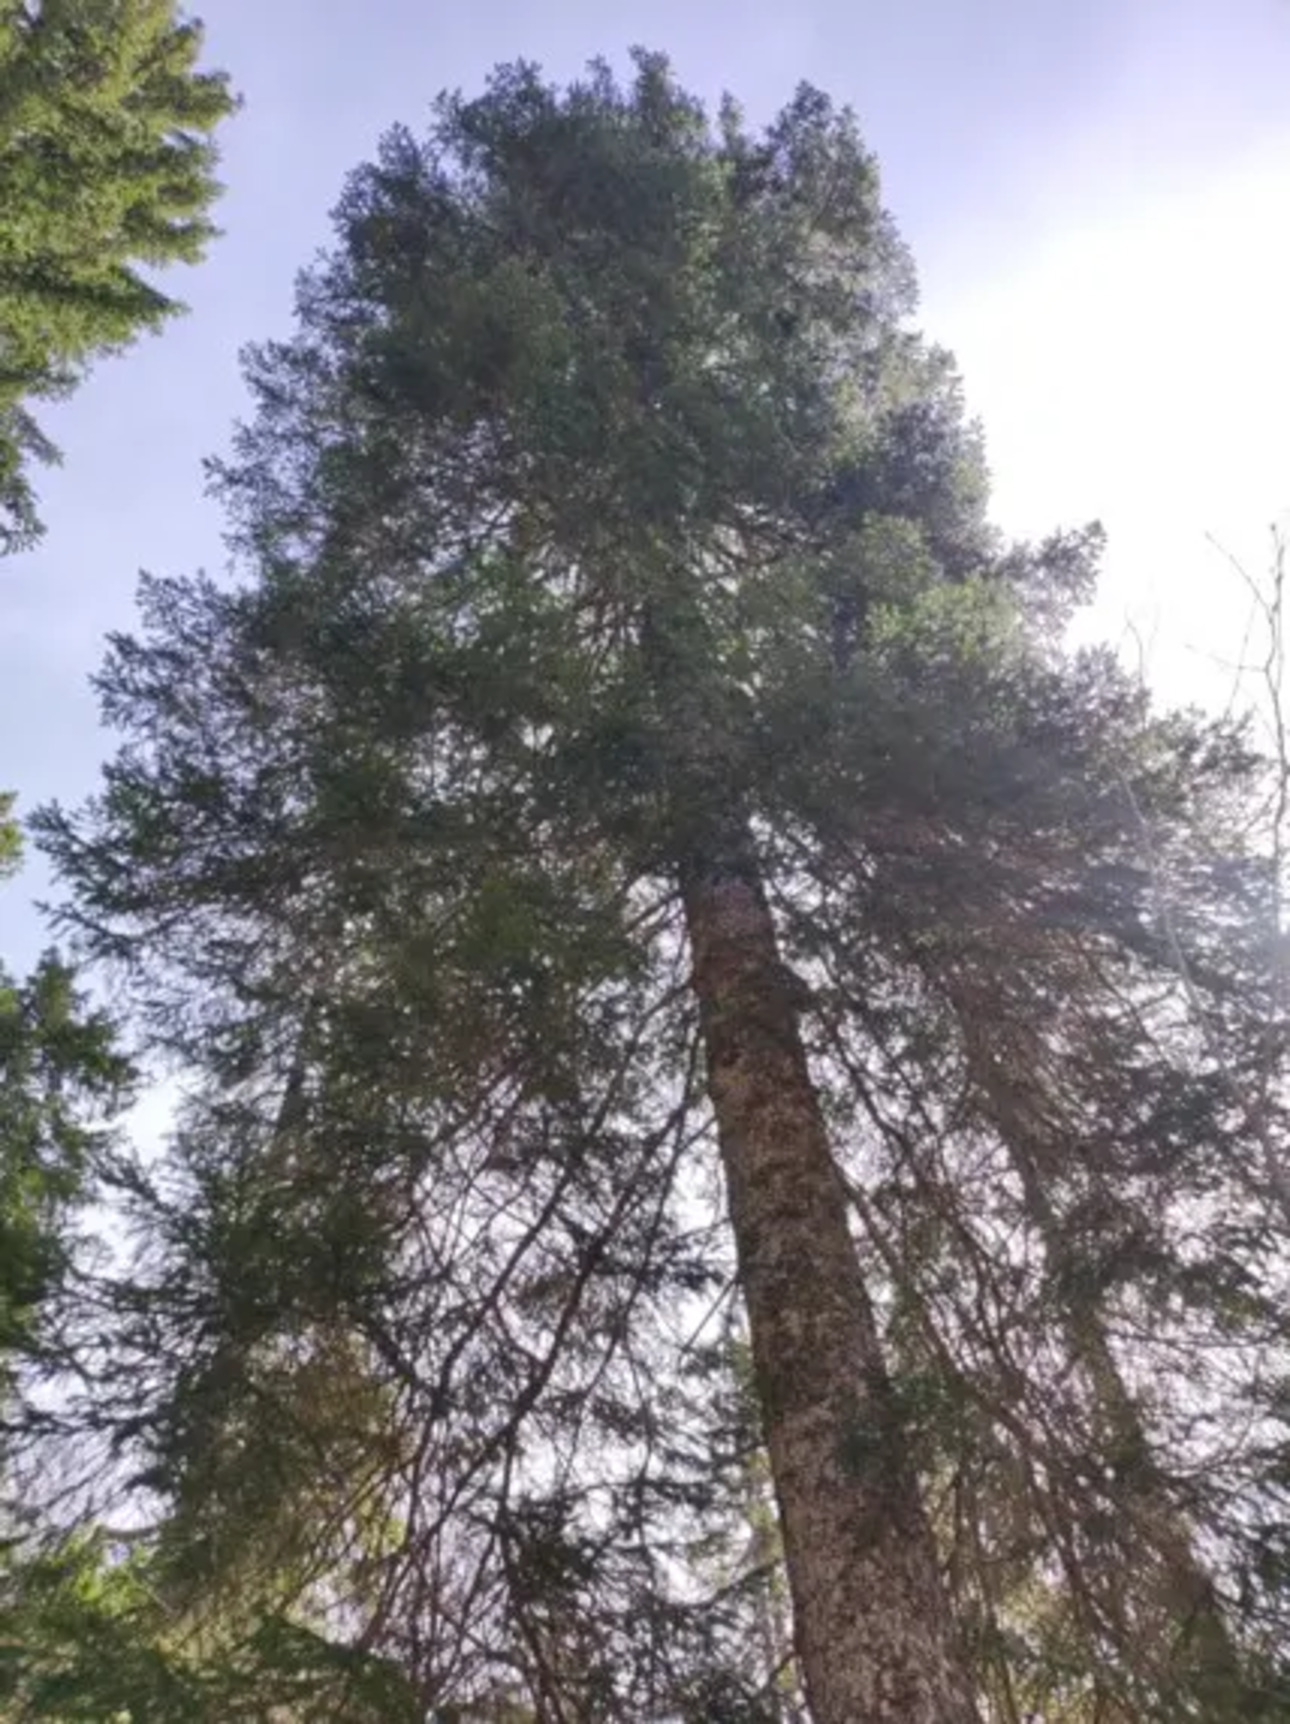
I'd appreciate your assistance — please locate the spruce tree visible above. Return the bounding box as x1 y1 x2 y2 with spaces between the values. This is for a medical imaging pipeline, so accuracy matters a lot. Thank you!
0 0 234 552
31 52 1290 1720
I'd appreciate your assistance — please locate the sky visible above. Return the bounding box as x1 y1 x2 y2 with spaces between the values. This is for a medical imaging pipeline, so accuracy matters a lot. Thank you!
3 0 1290 982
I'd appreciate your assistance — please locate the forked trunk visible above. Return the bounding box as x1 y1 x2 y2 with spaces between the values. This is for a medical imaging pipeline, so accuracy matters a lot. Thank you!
680 842 979 1724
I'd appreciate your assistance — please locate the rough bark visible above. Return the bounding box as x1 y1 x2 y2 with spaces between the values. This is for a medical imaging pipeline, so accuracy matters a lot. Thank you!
680 842 979 1724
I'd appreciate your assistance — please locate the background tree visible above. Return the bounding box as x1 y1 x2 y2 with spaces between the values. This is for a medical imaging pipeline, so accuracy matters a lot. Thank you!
0 0 235 553
0 792 18 875
26 51 1290 1722
0 954 145 1721
0 952 127 1396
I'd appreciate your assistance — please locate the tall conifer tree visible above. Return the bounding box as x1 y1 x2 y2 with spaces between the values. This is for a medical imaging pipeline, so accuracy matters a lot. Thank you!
31 53 1290 1721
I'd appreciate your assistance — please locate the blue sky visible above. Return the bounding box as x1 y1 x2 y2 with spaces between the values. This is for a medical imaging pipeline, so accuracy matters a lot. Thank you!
4 0 1290 976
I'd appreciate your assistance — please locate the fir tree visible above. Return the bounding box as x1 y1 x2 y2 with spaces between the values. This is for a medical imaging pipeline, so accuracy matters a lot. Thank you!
0 0 234 552
31 52 1290 1720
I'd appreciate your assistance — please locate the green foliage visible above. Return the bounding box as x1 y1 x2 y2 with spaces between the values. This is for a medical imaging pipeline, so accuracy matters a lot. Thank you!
0 953 129 1379
0 1534 203 1721
0 0 235 551
0 1530 426 1720
0 791 19 877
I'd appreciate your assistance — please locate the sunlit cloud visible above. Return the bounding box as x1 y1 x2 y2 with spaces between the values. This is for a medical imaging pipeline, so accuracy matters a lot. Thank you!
929 137 1290 709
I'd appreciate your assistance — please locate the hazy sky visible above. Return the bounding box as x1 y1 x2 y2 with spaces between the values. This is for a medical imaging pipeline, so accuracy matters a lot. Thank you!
4 0 1290 975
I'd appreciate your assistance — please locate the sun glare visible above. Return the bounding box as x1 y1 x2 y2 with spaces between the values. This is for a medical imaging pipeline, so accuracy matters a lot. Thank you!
931 138 1290 709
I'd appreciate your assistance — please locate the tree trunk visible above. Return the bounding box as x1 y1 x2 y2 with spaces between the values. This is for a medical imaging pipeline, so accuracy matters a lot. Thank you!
680 841 979 1724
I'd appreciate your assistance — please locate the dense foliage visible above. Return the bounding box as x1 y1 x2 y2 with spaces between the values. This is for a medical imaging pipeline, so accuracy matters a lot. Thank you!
5 50 1289 1721
0 0 234 552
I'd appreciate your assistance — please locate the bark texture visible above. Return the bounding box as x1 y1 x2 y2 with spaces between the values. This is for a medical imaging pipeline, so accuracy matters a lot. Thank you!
681 845 980 1724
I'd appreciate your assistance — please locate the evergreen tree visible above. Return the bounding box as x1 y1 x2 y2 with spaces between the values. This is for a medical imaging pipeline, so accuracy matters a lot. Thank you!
0 0 235 552
0 793 18 876
0 953 127 1390
31 52 1290 1720
0 953 147 1719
